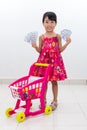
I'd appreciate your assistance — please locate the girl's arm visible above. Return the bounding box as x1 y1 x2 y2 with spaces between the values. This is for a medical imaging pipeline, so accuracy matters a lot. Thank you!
57 34 71 53
32 35 43 53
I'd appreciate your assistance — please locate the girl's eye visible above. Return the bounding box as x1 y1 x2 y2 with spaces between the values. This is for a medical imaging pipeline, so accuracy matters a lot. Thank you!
45 21 49 23
51 21 54 23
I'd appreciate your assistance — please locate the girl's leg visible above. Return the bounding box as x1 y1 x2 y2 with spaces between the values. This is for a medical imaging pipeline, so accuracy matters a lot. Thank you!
51 81 58 110
52 81 58 102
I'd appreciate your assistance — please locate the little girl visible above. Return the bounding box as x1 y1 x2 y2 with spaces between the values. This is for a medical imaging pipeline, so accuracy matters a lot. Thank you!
32 11 71 110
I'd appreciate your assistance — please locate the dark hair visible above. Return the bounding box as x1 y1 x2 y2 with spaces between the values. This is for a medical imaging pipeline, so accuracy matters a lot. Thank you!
42 11 57 23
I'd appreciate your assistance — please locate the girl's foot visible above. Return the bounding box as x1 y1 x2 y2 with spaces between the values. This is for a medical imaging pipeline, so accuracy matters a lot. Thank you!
50 101 58 111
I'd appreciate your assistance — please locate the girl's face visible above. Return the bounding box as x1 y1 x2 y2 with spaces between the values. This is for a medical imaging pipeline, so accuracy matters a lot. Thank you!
43 16 56 32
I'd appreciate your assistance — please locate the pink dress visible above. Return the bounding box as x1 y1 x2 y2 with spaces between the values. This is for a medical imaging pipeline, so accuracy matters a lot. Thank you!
33 36 67 81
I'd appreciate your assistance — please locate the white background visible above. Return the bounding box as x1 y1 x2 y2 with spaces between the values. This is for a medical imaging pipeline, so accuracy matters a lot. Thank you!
0 0 87 79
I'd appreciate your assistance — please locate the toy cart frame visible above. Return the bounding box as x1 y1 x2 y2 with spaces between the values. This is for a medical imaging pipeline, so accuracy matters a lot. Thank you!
5 63 52 122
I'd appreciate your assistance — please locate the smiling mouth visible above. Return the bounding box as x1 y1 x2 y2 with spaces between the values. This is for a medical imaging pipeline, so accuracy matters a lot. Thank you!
47 27 52 30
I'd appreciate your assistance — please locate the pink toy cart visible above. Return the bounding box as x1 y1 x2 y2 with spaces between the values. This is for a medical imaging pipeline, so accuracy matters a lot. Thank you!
5 63 52 122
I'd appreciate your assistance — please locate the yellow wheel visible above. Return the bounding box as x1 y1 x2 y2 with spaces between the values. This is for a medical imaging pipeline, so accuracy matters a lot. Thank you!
16 112 26 123
45 105 52 115
5 108 13 117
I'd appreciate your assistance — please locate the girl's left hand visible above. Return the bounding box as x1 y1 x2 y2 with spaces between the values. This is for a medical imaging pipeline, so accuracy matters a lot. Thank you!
66 37 71 44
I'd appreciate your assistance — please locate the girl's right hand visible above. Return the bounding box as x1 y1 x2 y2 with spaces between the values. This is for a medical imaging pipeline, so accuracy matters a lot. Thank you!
32 42 37 48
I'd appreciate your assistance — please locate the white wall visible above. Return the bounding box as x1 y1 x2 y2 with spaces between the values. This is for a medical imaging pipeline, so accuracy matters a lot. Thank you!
0 0 87 79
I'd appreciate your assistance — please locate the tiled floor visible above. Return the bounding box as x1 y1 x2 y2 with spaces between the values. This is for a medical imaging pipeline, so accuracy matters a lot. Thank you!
0 82 87 130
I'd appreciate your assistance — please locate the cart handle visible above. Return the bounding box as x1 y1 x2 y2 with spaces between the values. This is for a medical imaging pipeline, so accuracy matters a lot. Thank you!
35 63 49 67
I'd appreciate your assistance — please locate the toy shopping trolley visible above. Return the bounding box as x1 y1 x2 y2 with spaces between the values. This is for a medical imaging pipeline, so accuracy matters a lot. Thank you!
5 63 52 122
